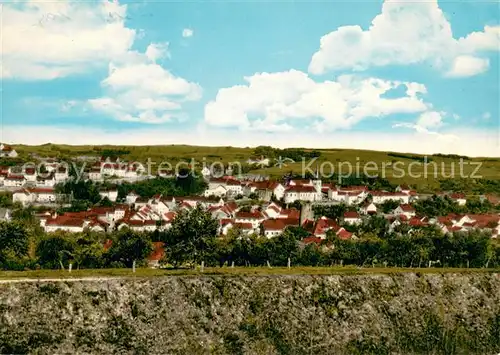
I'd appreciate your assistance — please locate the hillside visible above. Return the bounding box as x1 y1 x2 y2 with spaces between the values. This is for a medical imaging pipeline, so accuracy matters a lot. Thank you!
9 144 500 191
1 273 499 354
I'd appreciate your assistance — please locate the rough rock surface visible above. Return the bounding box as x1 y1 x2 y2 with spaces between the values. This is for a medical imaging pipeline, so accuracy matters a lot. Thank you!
0 273 499 354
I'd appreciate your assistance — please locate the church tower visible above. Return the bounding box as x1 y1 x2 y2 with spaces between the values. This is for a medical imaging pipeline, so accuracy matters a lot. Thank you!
312 164 322 200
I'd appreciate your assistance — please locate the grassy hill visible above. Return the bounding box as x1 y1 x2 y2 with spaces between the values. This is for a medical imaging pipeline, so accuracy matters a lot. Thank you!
10 144 500 192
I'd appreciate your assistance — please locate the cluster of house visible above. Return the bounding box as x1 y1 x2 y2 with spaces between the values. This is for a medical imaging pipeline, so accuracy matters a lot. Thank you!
205 176 420 205
0 162 69 188
88 157 143 181
17 175 498 241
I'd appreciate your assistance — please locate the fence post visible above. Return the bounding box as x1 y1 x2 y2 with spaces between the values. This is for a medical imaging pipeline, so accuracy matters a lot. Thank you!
69 263 72 273
201 260 205 273
267 260 271 268
132 260 136 273
231 261 235 268
287 257 291 269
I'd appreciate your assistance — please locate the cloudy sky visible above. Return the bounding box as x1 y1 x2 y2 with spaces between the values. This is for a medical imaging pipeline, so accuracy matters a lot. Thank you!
1 0 499 156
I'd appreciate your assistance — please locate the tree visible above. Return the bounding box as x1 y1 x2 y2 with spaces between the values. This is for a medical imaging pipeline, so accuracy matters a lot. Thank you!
0 221 30 269
36 232 76 269
106 229 153 268
162 205 218 267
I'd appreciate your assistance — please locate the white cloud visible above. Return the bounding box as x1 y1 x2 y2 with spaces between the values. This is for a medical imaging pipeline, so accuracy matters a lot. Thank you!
1 1 202 124
417 111 444 129
308 0 499 77
204 70 428 131
1 0 136 79
145 42 170 62
392 110 458 142
1 125 498 157
446 55 489 77
88 44 202 123
182 28 194 38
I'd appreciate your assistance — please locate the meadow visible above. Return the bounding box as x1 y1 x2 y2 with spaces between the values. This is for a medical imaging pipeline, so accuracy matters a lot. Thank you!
0 266 498 280
12 143 500 191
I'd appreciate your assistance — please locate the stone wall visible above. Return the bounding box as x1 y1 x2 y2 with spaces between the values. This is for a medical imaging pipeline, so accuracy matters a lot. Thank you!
0 273 499 354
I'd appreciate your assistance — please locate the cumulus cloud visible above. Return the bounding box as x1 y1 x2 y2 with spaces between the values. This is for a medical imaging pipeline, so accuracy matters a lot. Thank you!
88 43 202 124
308 0 500 77
204 70 428 131
392 111 459 142
1 0 136 79
446 55 490 77
182 28 194 38
2 1 202 124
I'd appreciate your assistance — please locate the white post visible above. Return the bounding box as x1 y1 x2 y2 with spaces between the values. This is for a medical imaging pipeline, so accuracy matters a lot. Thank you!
287 257 291 269
69 263 72 273
231 261 235 268
201 260 205 272
132 260 136 273
267 260 271 268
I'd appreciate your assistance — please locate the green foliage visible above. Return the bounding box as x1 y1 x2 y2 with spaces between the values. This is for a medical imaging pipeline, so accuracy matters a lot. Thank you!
388 152 432 163
162 205 218 266
56 180 101 204
117 174 207 199
0 221 30 269
379 200 400 214
106 229 153 268
36 232 76 269
253 145 321 161
0 192 13 208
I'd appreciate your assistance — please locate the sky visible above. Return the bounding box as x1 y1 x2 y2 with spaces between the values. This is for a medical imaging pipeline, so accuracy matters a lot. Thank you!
1 0 499 157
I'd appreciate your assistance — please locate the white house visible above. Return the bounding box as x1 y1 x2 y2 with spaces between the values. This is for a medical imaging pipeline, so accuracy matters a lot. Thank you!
449 193 467 206
4 175 26 187
89 168 102 181
393 204 416 219
55 167 69 182
118 220 157 232
13 189 35 205
34 188 57 204
371 191 410 204
360 202 377 215
284 185 321 203
204 184 227 197
125 191 139 205
343 211 362 225
36 175 56 187
99 189 118 202
0 144 18 158
45 217 87 233
234 210 265 228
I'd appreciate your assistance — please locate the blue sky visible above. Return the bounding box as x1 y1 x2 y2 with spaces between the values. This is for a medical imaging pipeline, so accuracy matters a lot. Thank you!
1 0 499 156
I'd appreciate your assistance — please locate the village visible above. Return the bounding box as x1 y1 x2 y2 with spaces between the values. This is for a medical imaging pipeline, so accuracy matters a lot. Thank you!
1 148 499 252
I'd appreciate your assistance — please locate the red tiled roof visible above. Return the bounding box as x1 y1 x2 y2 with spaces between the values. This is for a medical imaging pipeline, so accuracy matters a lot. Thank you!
286 185 316 193
303 236 323 245
6 174 25 180
148 242 165 262
46 217 85 227
344 211 360 219
398 204 415 212
336 228 353 240
235 211 263 219
450 193 466 199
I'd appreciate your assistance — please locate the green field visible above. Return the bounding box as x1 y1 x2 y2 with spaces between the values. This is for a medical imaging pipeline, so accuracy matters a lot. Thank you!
10 144 500 191
0 267 498 280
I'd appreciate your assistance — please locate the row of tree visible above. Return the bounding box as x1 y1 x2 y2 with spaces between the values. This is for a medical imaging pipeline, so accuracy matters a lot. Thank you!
1 205 500 271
